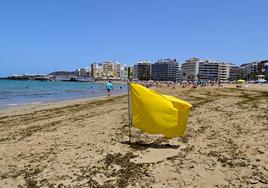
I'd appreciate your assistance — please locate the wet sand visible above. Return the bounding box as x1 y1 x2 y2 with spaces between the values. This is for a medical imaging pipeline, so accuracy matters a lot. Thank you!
0 84 267 187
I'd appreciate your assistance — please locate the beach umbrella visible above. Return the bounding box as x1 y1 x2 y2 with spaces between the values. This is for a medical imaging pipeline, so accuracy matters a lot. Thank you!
237 79 245 84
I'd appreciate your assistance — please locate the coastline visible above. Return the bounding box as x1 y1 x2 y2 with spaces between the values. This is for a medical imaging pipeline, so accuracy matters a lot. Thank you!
0 93 127 117
0 79 127 110
0 84 267 187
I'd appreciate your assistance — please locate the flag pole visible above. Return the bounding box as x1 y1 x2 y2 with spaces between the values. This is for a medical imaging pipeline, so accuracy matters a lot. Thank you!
127 81 132 143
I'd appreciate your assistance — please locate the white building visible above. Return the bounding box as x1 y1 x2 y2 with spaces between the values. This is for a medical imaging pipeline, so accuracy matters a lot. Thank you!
177 64 183 81
182 58 231 81
218 63 229 81
120 64 133 80
181 58 200 81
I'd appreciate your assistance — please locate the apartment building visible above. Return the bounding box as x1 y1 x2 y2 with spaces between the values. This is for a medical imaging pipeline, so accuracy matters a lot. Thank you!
151 59 178 82
240 60 268 80
228 64 241 81
198 60 219 81
257 60 268 80
177 64 183 81
134 60 151 81
182 58 231 81
264 62 268 80
133 65 138 80
181 58 200 81
120 65 133 80
218 63 229 81
240 62 257 80
91 61 121 80
91 63 103 79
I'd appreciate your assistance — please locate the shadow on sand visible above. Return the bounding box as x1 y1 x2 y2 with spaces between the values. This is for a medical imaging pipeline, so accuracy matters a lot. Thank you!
120 140 180 150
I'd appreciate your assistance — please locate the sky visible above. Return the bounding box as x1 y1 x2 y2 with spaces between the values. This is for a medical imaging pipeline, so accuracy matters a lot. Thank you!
0 0 267 76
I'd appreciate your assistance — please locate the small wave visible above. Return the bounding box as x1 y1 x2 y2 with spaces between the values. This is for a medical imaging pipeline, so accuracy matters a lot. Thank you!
0 102 43 108
64 89 86 93
0 103 19 107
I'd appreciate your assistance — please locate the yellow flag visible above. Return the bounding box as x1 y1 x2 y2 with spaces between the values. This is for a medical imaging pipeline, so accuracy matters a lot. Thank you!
130 83 192 138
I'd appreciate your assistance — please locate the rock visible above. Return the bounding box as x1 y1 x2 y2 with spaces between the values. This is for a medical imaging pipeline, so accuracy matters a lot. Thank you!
257 149 264 154
249 179 259 184
204 166 214 171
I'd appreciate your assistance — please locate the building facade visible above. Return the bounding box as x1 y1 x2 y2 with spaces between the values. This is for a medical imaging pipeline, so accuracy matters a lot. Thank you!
133 65 138 80
181 58 200 81
240 62 258 80
177 64 183 81
91 61 121 80
151 59 178 82
264 61 268 80
218 63 229 81
198 60 219 81
240 60 268 80
91 63 103 79
257 60 268 80
134 60 151 81
120 65 133 80
182 58 231 81
76 67 90 77
228 64 241 81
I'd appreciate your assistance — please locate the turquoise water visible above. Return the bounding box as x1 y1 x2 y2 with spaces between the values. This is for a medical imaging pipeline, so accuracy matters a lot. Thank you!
0 80 127 109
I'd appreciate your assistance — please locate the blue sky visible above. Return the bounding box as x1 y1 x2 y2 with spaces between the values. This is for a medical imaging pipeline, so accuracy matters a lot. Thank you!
0 0 267 76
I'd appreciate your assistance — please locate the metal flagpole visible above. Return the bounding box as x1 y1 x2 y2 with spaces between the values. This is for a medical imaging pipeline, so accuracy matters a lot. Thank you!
127 81 132 143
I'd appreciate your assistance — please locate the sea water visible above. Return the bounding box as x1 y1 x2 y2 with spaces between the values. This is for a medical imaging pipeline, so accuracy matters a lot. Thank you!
0 80 127 109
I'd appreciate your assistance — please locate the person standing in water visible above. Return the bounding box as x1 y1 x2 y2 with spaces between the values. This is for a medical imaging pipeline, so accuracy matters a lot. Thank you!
105 80 113 96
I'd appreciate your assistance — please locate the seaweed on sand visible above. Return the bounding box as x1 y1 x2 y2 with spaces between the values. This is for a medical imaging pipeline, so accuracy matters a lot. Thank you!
103 152 151 187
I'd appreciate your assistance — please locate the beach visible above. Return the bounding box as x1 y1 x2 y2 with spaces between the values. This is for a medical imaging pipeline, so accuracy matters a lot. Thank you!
0 84 267 187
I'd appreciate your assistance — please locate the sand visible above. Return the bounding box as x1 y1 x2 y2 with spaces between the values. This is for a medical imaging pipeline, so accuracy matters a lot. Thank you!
0 84 267 187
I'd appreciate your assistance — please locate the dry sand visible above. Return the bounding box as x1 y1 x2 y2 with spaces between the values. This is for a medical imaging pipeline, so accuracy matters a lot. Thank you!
0 84 267 187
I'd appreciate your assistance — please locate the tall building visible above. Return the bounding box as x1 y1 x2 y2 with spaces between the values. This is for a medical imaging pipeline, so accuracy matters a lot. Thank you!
218 63 229 81
102 62 114 78
133 65 138 80
181 58 200 81
182 58 231 81
198 60 219 81
241 60 268 80
240 62 257 80
134 60 151 81
257 60 268 79
114 62 121 78
264 61 268 80
127 66 133 80
228 64 241 81
91 63 103 79
151 59 178 82
177 64 183 81
91 61 121 79
120 64 133 80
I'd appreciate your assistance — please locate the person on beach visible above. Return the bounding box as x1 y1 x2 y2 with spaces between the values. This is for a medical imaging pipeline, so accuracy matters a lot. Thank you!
106 80 113 96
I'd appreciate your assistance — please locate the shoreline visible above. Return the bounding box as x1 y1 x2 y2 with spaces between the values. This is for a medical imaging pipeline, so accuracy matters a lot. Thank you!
1 83 267 115
0 93 127 117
